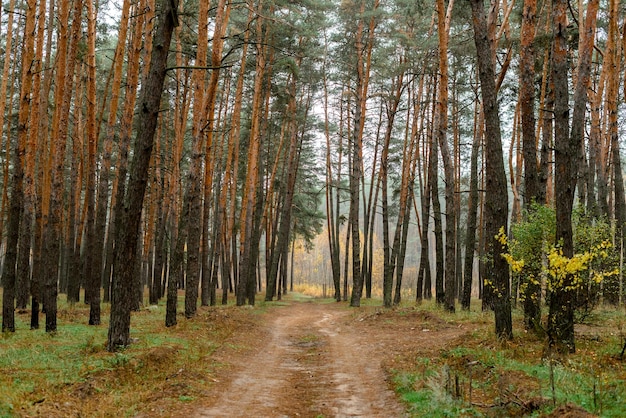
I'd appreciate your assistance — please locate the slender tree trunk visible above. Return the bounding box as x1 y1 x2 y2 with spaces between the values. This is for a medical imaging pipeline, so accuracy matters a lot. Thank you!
237 2 267 306
201 0 231 307
461 110 480 310
323 29 342 302
519 0 542 329
416 108 432 301
42 0 75 332
84 0 100 325
2 0 36 332
90 0 132 324
436 0 456 313
381 72 404 308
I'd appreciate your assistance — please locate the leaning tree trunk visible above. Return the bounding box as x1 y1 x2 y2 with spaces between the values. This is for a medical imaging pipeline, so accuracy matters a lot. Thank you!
108 0 179 351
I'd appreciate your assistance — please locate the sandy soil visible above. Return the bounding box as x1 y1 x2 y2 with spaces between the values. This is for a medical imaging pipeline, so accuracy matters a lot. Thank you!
195 299 469 417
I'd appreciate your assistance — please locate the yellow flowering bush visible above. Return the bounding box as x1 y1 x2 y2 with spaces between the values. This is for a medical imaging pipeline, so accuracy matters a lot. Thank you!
544 242 616 292
499 205 619 320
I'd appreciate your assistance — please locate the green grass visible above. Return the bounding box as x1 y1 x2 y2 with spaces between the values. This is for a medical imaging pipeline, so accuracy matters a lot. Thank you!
392 306 626 417
0 291 266 416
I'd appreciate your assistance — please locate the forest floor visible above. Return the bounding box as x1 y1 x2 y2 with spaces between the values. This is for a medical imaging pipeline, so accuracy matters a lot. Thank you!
4 291 624 417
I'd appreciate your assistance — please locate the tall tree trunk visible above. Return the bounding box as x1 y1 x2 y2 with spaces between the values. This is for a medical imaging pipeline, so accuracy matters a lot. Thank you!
90 0 132 324
323 28 342 302
469 0 512 340
436 0 456 313
42 0 74 333
381 71 404 308
108 0 179 351
2 0 36 332
66 68 84 308
200 0 231 307
103 1 146 304
84 0 100 325
519 0 542 329
266 71 301 301
237 2 267 306
548 0 598 354
602 1 619 269
416 100 432 301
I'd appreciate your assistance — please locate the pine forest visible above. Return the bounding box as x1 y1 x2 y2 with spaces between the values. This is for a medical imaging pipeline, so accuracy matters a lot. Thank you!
1 0 626 416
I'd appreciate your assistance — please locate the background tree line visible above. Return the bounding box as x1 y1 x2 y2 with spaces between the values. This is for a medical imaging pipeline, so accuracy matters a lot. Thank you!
0 0 624 353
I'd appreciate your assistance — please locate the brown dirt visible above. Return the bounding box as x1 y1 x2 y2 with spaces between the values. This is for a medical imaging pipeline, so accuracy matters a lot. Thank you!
193 300 470 417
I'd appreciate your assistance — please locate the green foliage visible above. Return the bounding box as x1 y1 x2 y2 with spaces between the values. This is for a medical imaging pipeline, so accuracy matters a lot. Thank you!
394 368 481 417
573 210 621 314
503 205 619 319
509 203 556 273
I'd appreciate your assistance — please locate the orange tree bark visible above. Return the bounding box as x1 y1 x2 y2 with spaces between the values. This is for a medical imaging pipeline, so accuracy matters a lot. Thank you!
84 0 99 325
108 0 179 351
30 0 50 323
436 0 456 313
469 0 512 340
66 67 84 307
89 0 132 324
200 0 231 306
177 0 210 319
237 1 268 306
1 0 35 332
17 0 47 311
519 0 542 329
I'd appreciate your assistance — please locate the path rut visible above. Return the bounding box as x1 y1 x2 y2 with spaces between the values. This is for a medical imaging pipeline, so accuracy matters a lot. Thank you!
197 301 406 417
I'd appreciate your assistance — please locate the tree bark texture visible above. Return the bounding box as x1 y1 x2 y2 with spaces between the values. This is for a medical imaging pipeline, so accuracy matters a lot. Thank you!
469 0 512 340
108 0 179 350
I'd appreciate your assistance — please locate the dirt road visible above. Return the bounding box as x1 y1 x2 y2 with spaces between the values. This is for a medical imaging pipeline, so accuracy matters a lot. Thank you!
196 299 468 417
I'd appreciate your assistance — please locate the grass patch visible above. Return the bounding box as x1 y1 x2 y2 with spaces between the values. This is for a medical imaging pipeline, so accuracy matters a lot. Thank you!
392 306 626 417
0 290 267 417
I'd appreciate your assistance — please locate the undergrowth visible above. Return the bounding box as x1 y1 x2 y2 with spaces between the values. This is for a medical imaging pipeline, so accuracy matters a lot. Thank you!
392 304 626 417
0 291 261 417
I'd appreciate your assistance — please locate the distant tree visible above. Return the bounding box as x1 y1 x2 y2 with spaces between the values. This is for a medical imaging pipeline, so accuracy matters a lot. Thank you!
323 28 343 302
461 100 480 311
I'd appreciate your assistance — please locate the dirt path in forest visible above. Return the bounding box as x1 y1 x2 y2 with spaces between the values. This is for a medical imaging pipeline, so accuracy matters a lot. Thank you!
195 299 470 418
